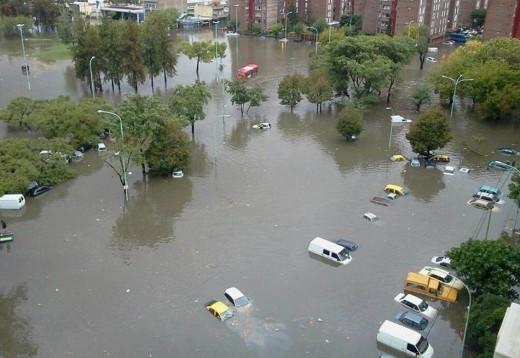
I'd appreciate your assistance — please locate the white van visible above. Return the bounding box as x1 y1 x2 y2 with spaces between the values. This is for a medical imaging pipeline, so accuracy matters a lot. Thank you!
377 320 434 358
0 194 26 210
308 237 352 265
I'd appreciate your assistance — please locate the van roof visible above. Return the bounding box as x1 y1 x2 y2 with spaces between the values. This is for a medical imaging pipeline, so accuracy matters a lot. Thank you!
379 320 421 343
480 185 501 194
0 194 24 200
406 272 441 289
310 237 345 253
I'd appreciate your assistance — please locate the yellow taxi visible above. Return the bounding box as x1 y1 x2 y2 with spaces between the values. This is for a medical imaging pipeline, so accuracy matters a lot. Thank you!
206 300 233 321
390 154 407 162
431 154 450 162
384 184 407 196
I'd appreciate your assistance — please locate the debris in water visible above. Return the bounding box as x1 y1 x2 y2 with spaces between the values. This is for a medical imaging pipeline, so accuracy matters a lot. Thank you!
317 318 323 322
325 339 329 343
126 289 131 293
96 218 101 222
55 288 60 292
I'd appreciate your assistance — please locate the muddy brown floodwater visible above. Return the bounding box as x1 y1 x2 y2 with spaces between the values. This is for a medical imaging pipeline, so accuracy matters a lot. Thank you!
0 30 519 358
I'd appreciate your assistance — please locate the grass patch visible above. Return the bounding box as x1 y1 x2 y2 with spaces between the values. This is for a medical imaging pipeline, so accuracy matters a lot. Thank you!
29 41 71 62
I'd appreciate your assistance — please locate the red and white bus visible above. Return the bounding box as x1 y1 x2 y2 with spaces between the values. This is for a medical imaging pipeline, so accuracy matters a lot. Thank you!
236 64 259 80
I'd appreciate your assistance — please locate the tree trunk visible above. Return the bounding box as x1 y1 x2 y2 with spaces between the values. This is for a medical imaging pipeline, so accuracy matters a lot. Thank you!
316 103 319 112
191 121 195 137
240 104 244 116
163 70 168 89
111 79 115 92
196 57 200 76
386 78 395 105
117 79 121 92
150 75 154 93
290 105 294 112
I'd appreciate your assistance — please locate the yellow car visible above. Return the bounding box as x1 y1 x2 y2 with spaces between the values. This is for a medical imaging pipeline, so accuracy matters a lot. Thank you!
390 154 407 162
384 184 407 196
206 300 233 321
431 154 450 162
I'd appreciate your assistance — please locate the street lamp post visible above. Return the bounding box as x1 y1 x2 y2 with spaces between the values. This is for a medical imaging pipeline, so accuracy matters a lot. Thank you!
386 107 393 150
233 4 240 33
89 56 96 99
280 11 293 42
97 110 128 201
327 21 340 42
452 276 472 358
16 23 31 92
442 74 474 120
308 26 319 55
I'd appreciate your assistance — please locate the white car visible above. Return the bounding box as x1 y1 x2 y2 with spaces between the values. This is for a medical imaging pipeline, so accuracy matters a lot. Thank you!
394 293 438 320
419 266 464 290
172 169 184 179
426 57 437 63
224 287 250 308
363 212 378 222
252 122 271 129
97 143 107 152
431 256 451 268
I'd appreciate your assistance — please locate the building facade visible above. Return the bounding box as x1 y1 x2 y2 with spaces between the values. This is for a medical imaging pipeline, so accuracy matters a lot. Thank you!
483 0 520 39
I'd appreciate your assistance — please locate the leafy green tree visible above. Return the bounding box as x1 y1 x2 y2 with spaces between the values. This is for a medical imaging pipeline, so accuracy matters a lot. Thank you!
412 82 432 112
0 15 32 37
122 20 146 92
99 20 125 92
145 120 190 174
406 107 452 155
269 23 283 38
169 81 211 136
278 73 305 111
407 24 430 70
155 8 178 29
509 173 520 208
340 15 362 35
312 18 328 34
246 86 268 113
141 13 163 92
57 7 74 44
71 23 104 93
471 9 486 27
293 23 304 39
467 293 510 358
336 106 363 140
225 79 250 115
0 97 35 129
380 36 415 103
304 69 333 112
32 0 60 32
116 95 169 174
179 41 214 77
447 239 520 299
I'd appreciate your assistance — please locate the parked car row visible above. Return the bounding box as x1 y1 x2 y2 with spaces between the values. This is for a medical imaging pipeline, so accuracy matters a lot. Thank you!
377 255 465 357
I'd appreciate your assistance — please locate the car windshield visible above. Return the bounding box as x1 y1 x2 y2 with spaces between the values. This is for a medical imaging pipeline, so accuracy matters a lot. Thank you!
418 301 428 311
338 248 350 261
417 336 429 353
234 296 249 307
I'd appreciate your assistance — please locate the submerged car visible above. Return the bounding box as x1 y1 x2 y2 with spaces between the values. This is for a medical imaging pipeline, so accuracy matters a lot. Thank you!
488 160 512 170
410 158 421 167
395 310 429 331
419 266 464 290
335 239 359 252
384 184 407 196
497 148 519 156
468 198 494 210
394 293 438 319
431 154 450 162
252 122 272 129
224 287 250 308
431 256 451 268
206 300 233 321
426 57 437 62
363 212 378 222
172 169 184 179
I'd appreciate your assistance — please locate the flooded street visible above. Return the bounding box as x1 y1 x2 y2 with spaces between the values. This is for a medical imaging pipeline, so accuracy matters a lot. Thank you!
1 31 519 357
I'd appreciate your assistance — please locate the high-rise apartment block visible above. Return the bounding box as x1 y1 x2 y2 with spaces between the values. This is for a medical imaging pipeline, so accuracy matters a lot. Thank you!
228 0 518 40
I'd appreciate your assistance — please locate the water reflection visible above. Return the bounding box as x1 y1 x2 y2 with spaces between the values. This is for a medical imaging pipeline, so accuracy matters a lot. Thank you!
402 166 446 202
111 176 193 255
0 284 38 357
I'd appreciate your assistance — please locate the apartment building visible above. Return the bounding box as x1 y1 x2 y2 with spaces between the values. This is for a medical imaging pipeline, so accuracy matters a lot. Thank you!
483 0 520 39
229 0 282 31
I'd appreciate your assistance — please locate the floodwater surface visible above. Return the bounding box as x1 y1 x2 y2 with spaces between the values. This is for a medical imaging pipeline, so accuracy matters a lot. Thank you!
0 30 519 358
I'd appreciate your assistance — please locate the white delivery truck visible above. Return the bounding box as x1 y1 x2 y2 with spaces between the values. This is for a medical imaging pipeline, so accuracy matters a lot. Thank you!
377 320 434 358
0 194 26 210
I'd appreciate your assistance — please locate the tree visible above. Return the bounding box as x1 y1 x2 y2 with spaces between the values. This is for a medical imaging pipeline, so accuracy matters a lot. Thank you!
412 82 432 112
0 16 32 37
0 97 35 129
141 13 163 92
246 86 268 113
508 174 520 228
71 22 104 93
406 107 452 155
169 81 211 136
336 106 363 140
145 120 190 174
99 20 125 92
269 23 283 38
179 41 214 77
339 15 362 35
447 239 520 299
407 25 430 70
467 294 510 358
278 74 305 111
57 7 74 44
312 18 328 34
471 9 486 28
303 69 333 112
122 20 146 92
117 95 168 174
225 80 267 115
31 0 60 32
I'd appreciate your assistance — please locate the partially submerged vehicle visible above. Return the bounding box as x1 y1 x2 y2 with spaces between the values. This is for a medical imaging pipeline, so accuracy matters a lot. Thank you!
224 287 250 308
390 154 406 162
488 160 513 170
497 148 519 156
237 64 259 80
252 122 271 129
431 154 450 163
0 232 14 243
384 184 407 196
404 272 458 303
377 320 434 358
391 115 412 123
479 185 502 199
308 237 352 265
468 198 494 210
371 196 391 206
419 266 464 290
363 212 378 222
206 300 233 321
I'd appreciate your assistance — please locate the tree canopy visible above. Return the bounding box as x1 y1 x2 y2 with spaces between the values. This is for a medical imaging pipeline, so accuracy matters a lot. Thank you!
431 38 520 120
406 107 452 155
304 69 333 112
278 73 305 111
225 80 267 115
447 238 520 299
336 106 363 140
169 81 211 136
179 41 214 77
